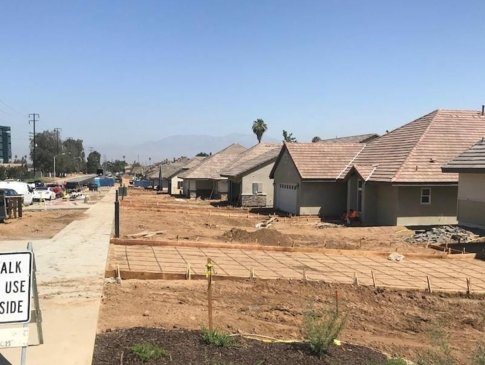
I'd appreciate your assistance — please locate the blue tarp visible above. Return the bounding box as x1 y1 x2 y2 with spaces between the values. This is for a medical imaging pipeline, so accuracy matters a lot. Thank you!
133 179 151 188
94 177 115 187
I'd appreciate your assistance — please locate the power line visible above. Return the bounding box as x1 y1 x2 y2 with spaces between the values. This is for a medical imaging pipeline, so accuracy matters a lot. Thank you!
54 127 62 154
29 113 39 177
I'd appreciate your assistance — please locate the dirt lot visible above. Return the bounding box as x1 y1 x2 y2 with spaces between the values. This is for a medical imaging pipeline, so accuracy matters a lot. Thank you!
118 189 442 255
0 190 107 240
0 209 86 240
98 279 485 364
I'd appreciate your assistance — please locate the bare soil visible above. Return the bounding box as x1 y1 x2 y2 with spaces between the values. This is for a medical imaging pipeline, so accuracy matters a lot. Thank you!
97 279 485 364
118 189 441 255
0 209 86 240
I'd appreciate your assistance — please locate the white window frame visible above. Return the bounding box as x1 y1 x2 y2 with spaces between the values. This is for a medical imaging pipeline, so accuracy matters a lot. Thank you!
420 187 431 205
252 182 263 195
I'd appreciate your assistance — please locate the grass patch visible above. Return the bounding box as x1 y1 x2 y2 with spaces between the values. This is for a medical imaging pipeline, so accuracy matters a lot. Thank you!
302 306 347 358
201 327 235 347
130 342 169 362
369 359 408 365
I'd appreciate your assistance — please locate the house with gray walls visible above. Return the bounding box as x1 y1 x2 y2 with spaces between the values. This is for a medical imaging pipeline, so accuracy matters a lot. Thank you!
272 109 485 226
343 109 485 226
180 144 247 199
220 143 281 207
269 142 365 217
442 138 485 229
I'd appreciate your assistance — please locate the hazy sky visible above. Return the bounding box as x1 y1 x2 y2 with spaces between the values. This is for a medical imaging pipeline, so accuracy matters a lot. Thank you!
1 1 485 159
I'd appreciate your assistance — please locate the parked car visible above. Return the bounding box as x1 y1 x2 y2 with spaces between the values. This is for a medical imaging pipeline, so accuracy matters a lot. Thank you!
33 187 57 201
46 184 64 198
0 181 33 206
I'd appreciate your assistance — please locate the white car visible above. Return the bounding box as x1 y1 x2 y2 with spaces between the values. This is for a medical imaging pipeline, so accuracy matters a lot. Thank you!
0 181 34 206
33 187 57 201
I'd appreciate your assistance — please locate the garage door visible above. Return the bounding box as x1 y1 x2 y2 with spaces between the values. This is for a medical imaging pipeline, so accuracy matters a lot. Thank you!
276 183 298 214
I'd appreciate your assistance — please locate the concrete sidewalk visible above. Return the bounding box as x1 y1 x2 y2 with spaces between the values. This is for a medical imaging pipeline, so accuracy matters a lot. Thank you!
0 189 115 365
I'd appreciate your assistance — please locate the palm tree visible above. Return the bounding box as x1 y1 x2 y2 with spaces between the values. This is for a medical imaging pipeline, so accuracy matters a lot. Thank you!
282 130 297 143
252 119 268 144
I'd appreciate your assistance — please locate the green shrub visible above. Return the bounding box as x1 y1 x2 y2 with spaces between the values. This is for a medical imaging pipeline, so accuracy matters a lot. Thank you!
130 342 168 362
473 344 485 365
302 306 347 358
201 327 235 347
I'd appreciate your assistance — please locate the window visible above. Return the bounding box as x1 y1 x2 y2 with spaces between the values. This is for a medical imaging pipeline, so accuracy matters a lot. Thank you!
357 179 363 211
421 188 431 205
177 181 183 189
252 182 263 194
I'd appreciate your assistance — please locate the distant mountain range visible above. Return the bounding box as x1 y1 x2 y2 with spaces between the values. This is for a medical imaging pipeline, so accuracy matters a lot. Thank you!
94 133 280 163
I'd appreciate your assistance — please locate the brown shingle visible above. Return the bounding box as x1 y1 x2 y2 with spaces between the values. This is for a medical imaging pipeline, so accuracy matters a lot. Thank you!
318 133 379 144
281 142 365 180
181 144 247 180
221 143 281 178
353 109 485 182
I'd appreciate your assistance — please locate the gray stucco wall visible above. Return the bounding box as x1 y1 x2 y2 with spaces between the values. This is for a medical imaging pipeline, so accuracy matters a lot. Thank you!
272 149 301 213
241 162 275 207
456 173 485 228
395 185 457 226
299 181 347 217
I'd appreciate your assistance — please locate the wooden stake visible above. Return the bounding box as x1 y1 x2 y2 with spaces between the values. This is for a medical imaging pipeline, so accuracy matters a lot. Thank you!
186 263 191 280
335 289 339 315
371 270 376 288
353 272 359 286
466 277 471 295
426 275 432 293
250 267 255 279
206 258 214 331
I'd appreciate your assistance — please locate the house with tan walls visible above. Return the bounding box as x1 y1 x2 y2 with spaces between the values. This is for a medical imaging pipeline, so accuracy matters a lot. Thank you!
442 138 485 229
220 143 281 207
180 144 247 199
344 109 485 226
164 156 206 195
269 142 365 217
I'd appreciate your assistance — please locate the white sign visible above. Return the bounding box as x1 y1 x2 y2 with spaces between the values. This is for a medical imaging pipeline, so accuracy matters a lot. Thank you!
0 326 29 348
0 252 32 324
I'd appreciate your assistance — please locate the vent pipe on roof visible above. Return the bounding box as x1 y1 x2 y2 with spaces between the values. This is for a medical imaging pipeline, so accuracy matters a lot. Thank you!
482 105 484 116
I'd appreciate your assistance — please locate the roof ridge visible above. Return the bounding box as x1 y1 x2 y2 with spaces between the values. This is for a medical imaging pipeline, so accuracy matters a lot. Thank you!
336 144 366 179
391 110 439 182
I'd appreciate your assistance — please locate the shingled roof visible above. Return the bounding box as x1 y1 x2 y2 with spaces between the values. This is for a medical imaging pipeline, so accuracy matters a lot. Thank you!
221 143 281 178
146 158 191 179
270 142 365 180
181 144 247 180
442 138 485 173
167 156 206 179
319 133 379 144
350 109 485 183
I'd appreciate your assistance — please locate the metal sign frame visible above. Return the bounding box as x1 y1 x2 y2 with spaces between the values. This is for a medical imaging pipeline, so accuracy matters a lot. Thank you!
0 242 43 365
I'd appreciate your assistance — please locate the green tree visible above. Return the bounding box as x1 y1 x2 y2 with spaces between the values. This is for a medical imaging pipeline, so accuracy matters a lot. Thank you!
312 136 322 143
196 152 209 157
282 130 297 143
30 130 57 174
62 138 86 173
252 119 268 144
86 151 101 174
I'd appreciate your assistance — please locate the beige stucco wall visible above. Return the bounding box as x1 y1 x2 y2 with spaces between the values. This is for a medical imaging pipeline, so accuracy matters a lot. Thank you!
170 176 183 195
272 149 301 212
217 180 229 193
241 162 275 207
456 173 485 228
395 185 457 226
299 181 347 217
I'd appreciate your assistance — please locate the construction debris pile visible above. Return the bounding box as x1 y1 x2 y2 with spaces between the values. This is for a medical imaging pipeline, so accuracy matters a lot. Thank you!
407 226 478 244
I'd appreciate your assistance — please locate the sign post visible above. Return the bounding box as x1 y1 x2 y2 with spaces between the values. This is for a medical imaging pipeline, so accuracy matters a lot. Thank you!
0 243 43 365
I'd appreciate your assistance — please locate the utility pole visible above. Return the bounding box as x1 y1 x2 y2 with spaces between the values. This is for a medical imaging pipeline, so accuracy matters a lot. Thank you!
29 113 39 177
54 127 62 154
